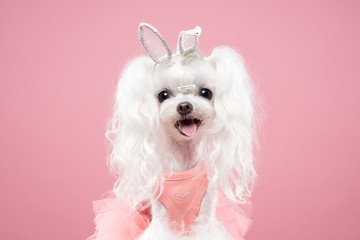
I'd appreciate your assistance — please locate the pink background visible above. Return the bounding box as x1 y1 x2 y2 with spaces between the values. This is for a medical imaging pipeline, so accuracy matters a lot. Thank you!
1 0 359 239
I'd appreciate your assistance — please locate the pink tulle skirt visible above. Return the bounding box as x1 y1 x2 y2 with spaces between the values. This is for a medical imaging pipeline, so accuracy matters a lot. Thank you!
88 192 252 240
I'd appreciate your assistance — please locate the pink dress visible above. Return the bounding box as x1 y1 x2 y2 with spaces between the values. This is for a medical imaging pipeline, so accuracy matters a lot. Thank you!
88 165 252 240
158 163 209 232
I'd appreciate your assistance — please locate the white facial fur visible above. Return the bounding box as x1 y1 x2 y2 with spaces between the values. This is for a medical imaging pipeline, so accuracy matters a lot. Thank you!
154 52 216 141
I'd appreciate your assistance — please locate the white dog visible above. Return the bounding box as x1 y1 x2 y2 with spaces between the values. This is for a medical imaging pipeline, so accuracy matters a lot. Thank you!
89 23 257 240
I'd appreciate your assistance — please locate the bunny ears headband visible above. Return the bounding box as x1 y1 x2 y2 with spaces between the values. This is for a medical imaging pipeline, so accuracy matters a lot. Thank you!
138 23 202 64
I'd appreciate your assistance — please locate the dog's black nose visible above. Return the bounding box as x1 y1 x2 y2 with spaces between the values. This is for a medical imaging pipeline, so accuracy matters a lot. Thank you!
177 102 193 115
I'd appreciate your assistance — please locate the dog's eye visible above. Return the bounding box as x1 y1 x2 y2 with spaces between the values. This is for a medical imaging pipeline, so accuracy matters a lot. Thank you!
158 91 170 103
199 88 213 100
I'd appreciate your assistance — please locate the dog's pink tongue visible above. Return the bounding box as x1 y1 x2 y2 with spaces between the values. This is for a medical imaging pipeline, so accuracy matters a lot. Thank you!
181 122 197 137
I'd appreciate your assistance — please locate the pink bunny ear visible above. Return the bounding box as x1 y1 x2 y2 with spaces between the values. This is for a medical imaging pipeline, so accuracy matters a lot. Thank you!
177 26 202 54
138 23 172 64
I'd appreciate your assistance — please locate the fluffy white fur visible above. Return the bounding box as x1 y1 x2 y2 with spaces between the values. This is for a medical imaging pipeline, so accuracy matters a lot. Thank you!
106 46 257 239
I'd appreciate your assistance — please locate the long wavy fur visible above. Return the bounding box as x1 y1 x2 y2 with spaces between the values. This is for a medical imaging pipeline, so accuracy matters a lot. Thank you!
106 46 257 207
207 47 257 203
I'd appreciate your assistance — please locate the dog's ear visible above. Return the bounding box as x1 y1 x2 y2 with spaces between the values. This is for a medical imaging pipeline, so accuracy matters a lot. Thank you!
177 26 201 54
207 47 257 203
139 23 172 64
106 56 162 206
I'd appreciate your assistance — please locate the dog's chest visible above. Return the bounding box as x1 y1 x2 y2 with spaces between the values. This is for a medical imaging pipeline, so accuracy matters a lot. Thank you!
158 164 208 231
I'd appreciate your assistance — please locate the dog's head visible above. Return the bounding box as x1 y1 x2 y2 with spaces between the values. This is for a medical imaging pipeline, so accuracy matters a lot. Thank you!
154 51 215 141
107 24 257 206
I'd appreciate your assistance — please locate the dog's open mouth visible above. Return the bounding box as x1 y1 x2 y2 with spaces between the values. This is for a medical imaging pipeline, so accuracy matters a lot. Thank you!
174 118 202 137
